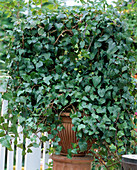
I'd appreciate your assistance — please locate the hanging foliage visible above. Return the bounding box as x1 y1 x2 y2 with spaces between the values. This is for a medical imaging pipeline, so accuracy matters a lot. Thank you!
1 1 137 169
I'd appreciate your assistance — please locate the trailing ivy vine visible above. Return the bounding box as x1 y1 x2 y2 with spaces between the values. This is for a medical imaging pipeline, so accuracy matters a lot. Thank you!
114 0 137 75
1 1 137 169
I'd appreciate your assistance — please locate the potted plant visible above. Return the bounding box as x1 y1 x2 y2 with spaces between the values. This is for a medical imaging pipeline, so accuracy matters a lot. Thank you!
1 1 137 169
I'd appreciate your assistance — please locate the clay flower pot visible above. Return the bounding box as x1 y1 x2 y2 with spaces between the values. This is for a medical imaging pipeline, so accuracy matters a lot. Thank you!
57 112 94 156
51 154 93 170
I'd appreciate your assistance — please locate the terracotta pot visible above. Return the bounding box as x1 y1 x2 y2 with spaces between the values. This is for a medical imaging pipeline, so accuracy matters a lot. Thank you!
51 154 93 170
58 112 94 156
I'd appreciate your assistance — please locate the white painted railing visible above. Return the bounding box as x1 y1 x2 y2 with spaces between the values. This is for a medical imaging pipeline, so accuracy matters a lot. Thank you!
0 77 51 170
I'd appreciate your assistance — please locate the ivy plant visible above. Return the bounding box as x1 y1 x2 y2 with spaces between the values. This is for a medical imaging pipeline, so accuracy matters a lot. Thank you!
1 1 137 169
0 0 59 72
114 0 137 75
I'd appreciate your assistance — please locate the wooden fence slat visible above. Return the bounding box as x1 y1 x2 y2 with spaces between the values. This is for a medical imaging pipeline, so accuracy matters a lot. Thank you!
0 76 9 93
42 133 49 170
6 103 15 170
15 125 23 170
7 141 14 170
1 99 8 116
24 133 41 170
0 99 8 170
0 146 6 170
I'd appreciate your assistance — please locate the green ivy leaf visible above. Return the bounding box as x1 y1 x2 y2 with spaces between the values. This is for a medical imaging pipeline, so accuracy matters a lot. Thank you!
36 61 43 69
82 96 89 101
78 139 87 152
92 76 101 87
98 34 110 42
55 23 64 31
85 85 91 92
38 28 44 35
107 42 118 55
117 131 124 138
98 88 105 97
110 144 116 151
43 76 52 85
78 124 86 131
94 42 102 48
17 90 24 97
80 41 85 48
90 94 97 101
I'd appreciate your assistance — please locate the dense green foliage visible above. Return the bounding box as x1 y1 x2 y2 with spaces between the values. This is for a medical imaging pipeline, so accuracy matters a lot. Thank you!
115 0 137 41
0 1 137 169
0 14 12 71
115 0 137 75
114 0 137 105
0 0 26 71
0 0 59 72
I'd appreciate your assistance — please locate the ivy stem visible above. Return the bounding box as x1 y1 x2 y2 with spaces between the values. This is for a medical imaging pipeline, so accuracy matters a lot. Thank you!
17 3 20 19
87 36 94 51
59 103 73 116
41 0 42 8
54 29 73 45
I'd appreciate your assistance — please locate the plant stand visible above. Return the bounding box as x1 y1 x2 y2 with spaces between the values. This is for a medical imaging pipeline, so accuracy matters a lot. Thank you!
122 155 137 170
51 155 93 170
